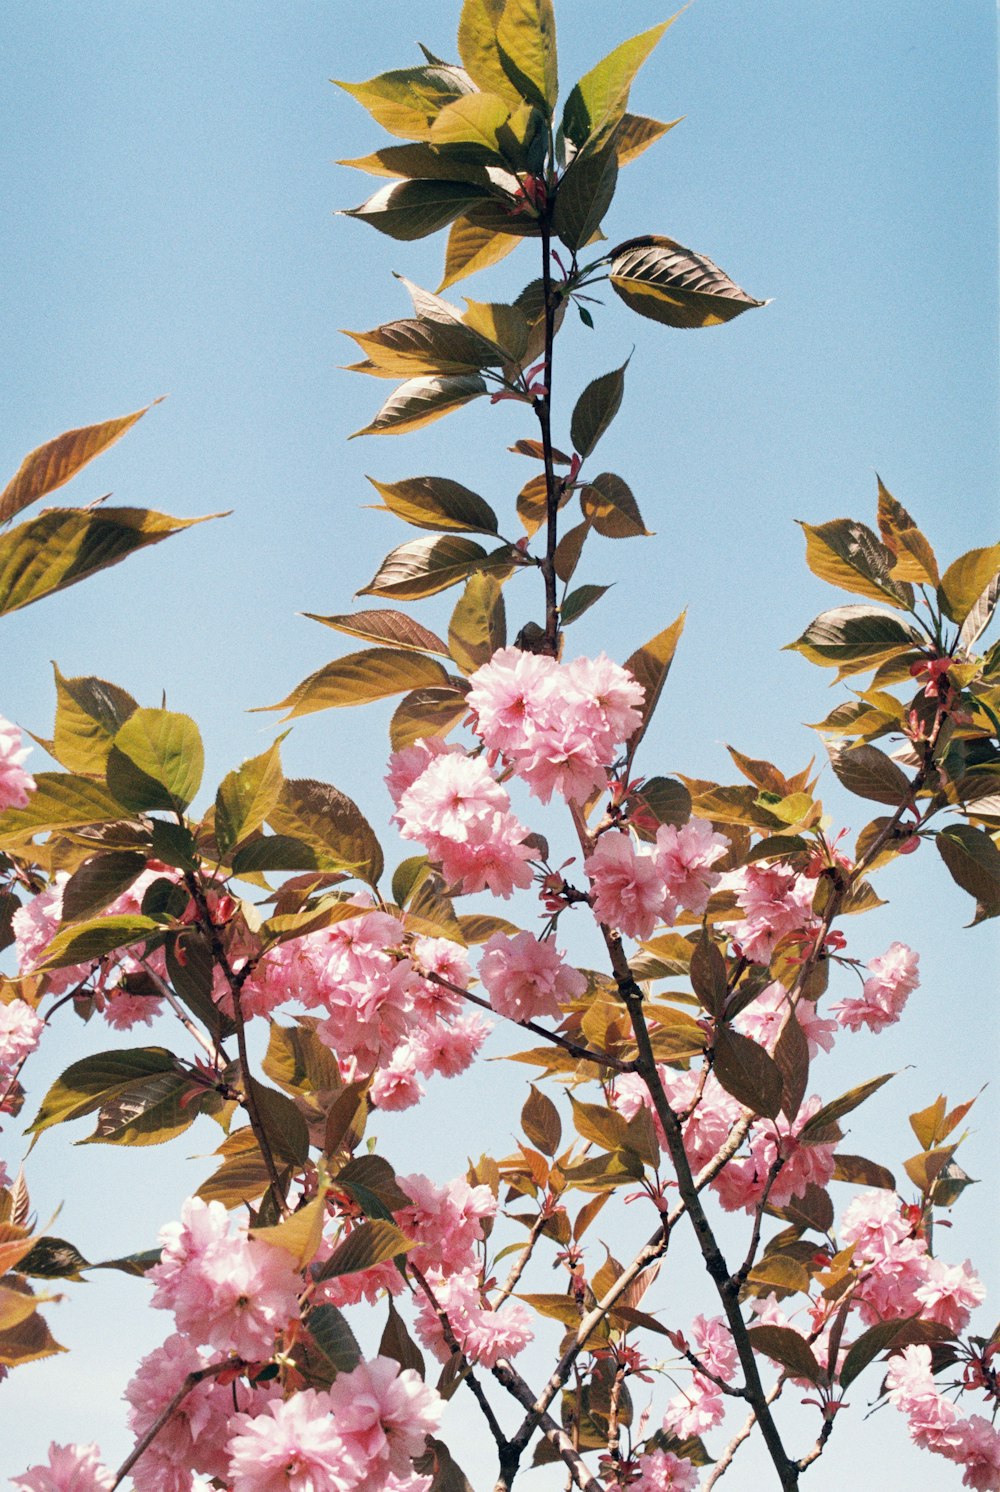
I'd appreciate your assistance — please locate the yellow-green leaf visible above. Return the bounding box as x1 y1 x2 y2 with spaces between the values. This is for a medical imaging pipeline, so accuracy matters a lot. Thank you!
448 573 506 673
215 739 285 858
0 404 155 525
458 0 523 103
938 544 1000 628
107 708 204 813
305 609 449 656
562 18 676 150
352 375 488 438
359 535 491 600
335 64 475 141
367 474 499 534
261 648 451 722
610 234 766 329
496 0 558 114
49 666 138 775
624 612 686 757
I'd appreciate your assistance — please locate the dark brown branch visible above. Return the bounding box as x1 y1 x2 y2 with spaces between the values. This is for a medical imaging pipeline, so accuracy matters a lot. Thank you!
110 1359 245 1490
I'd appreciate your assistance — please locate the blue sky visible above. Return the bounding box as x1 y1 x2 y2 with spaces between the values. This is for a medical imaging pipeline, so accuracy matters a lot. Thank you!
2 2 997 1486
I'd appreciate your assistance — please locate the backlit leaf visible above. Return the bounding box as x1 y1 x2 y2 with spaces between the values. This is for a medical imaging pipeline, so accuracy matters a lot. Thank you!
624 612 686 757
314 1220 414 1281
306 608 449 656
262 648 451 722
799 519 914 610
28 1046 177 1136
458 0 523 103
936 824 1000 924
562 19 675 149
0 507 214 617
448 573 506 673
798 1073 895 1143
345 317 502 378
268 778 383 887
747 1325 823 1383
580 471 650 538
338 142 492 183
522 1084 561 1156
367 474 499 534
609 235 765 329
553 132 619 252
49 666 138 775
335 64 475 141
352 375 488 438
430 92 511 161
617 113 681 166
107 708 204 812
438 216 520 291
713 1027 782 1119
82 1070 205 1147
36 914 159 972
358 535 490 600
939 544 1000 628
215 739 285 858
840 1316 922 1391
0 404 154 525
786 604 920 668
390 687 469 751
496 0 558 114
561 583 610 625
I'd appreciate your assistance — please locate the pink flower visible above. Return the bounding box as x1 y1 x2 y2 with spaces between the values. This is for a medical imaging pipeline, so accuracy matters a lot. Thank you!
663 1372 725 1438
629 1449 698 1491
654 816 729 919
0 999 44 1076
478 931 586 1023
394 754 533 899
736 982 837 1059
713 1096 836 1213
226 1388 355 1492
0 714 36 812
12 876 92 996
385 739 461 806
464 647 562 756
371 1047 425 1111
407 1013 491 1078
954 1415 1000 1491
11 1445 113 1492
395 1172 496 1275
325 1356 442 1488
729 864 818 964
585 831 666 940
831 941 920 1033
692 1313 737 1379
885 1344 937 1410
125 1334 275 1492
914 1256 985 1333
150 1197 301 1358
413 1269 533 1367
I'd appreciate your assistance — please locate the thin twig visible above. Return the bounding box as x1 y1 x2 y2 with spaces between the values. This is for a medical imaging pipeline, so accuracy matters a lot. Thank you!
110 1359 244 1490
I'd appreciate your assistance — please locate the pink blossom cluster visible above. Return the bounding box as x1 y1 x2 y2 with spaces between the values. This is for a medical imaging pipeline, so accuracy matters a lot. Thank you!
840 1190 984 1331
0 998 44 1078
10 1443 114 1492
629 1448 699 1490
725 862 819 964
735 980 837 1057
413 1268 534 1367
585 816 729 940
387 741 534 898
478 929 586 1022
663 1313 736 1440
465 647 644 804
0 713 36 812
713 1094 838 1213
243 912 489 1109
830 941 920 1032
886 1345 1000 1490
149 1196 302 1359
614 1066 742 1174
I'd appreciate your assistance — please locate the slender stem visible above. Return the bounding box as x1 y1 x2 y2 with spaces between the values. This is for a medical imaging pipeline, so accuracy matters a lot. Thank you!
704 1379 786 1489
183 873 289 1217
138 957 224 1067
536 209 561 656
421 969 629 1073
494 1210 548 1309
110 1359 244 1490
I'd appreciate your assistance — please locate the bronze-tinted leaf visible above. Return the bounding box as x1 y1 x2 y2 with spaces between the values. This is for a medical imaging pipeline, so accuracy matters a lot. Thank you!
261 648 451 722
624 612 686 757
798 1072 895 1144
827 741 912 806
798 519 914 610
337 142 492 183
561 583 610 626
713 1026 782 1119
0 507 216 617
36 914 159 972
0 404 154 525
334 64 476 142
617 113 681 166
268 778 383 887
521 1084 561 1156
939 544 1000 627
553 132 619 252
345 317 502 377
570 363 628 460
832 1153 896 1191
936 824 1000 924
609 235 765 329
60 851 147 924
314 1220 414 1281
580 472 650 538
389 687 469 751
367 474 499 534
358 535 491 600
305 609 449 656
351 375 488 438
747 1325 823 1384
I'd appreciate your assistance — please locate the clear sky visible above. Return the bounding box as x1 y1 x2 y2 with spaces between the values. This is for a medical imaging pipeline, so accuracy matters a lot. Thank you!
2 2 998 1487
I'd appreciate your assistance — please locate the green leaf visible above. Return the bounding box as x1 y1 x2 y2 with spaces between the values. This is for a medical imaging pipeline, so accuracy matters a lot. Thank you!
553 520 589 584
335 64 475 141
196 1139 273 1209
580 472 650 538
352 375 488 437
938 544 1000 627
106 708 204 813
786 604 921 669
314 1220 414 1281
0 507 215 617
448 573 506 673
263 1022 344 1100
49 666 138 775
81 1070 205 1147
624 612 686 757
268 778 384 887
562 19 676 150
60 851 147 923
261 648 451 722
609 235 765 329
458 0 523 103
630 776 692 835
747 1325 824 1384
28 1047 177 1135
827 741 912 806
166 930 234 1040
936 824 1000 924
305 608 449 656
215 739 285 858
0 773 130 848
713 1027 783 1119
359 535 491 600
149 820 198 872
438 215 520 291
0 404 155 525
345 317 503 378
337 1154 413 1218
553 132 619 252
338 142 493 183
36 914 160 972
561 583 610 626
798 1073 895 1144
248 1078 311 1167
345 179 492 241
229 835 327 874
390 687 469 751
570 363 628 460
496 0 558 114
366 474 499 535
840 1316 922 1391
522 1084 562 1156
799 519 914 610
430 92 512 162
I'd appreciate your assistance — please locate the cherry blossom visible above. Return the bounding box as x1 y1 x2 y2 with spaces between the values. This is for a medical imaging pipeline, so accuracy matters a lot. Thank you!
11 1444 113 1492
478 930 586 1023
0 714 36 812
